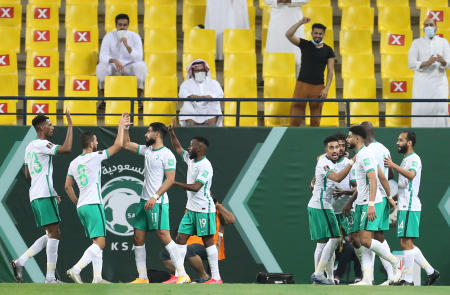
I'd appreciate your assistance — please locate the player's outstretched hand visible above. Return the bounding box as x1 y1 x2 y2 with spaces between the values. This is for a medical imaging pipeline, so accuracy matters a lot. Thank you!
168 117 176 132
301 17 311 24
383 156 393 168
333 188 345 199
65 109 72 126
367 205 376 221
144 198 156 211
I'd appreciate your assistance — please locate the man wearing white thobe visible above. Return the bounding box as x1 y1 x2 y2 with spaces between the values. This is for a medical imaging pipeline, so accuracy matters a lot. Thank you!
96 14 147 93
179 59 223 126
408 17 450 128
265 0 309 76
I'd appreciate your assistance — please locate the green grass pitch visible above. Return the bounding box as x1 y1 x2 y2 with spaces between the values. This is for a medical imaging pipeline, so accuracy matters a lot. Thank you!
0 284 449 295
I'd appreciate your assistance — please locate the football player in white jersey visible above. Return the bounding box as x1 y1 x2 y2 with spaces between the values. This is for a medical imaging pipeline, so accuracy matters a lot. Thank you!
64 113 129 283
168 118 222 284
12 111 73 283
384 131 440 286
123 122 189 284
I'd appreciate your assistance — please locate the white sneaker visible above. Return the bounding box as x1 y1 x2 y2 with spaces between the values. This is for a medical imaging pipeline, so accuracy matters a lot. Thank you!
392 258 403 283
92 279 111 284
44 278 64 284
311 273 334 285
66 268 83 284
350 279 372 286
379 280 391 286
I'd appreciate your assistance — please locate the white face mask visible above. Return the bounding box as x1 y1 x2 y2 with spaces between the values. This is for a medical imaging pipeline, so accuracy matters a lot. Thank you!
117 29 127 39
424 26 436 39
194 71 206 82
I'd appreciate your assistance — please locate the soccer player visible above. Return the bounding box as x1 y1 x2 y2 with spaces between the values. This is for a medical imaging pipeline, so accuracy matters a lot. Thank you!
11 111 73 283
346 126 401 285
65 113 129 283
123 122 189 284
168 119 222 284
384 131 440 286
309 135 354 284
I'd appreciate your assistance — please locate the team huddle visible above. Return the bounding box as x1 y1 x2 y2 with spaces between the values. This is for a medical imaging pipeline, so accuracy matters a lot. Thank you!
11 112 222 284
308 123 440 286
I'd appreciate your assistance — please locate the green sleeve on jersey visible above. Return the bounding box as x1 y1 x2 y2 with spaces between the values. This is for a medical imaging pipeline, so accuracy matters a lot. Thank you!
182 150 187 157
365 168 375 174
195 178 206 185
164 168 176 171
136 145 140 155
67 174 74 178
408 168 417 173
350 179 356 183
105 149 110 159
53 145 59 155
325 169 334 178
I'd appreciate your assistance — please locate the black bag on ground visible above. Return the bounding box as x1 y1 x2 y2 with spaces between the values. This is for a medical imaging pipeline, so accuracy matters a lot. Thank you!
256 272 295 284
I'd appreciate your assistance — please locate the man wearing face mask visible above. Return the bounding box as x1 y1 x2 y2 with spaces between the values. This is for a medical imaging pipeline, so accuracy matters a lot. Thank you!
408 17 450 128
178 59 223 127
286 18 335 127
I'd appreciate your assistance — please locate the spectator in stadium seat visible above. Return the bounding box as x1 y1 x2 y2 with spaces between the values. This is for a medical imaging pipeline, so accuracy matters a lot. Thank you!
408 17 450 128
178 59 223 127
96 14 147 97
286 18 335 127
265 0 309 77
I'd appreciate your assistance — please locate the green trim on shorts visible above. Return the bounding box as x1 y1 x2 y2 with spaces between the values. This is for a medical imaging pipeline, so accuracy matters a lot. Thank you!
307 207 340 241
397 210 420 238
352 203 383 232
77 204 106 239
380 197 390 231
30 197 60 227
133 199 170 232
178 210 216 237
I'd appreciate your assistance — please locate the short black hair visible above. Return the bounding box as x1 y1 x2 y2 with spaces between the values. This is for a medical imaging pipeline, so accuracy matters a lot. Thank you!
334 133 346 141
81 131 95 149
349 125 367 139
312 23 327 32
323 135 338 146
31 115 49 131
149 122 168 138
360 121 374 138
402 130 416 146
193 136 209 147
115 13 129 25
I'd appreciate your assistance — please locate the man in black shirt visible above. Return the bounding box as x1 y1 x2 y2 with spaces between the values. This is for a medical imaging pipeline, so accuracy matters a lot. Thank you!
286 17 335 127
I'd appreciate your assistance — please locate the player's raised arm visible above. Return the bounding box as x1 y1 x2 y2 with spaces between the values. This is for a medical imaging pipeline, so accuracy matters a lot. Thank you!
122 115 139 154
64 175 78 205
56 110 73 154
108 113 130 157
168 117 184 156
384 156 416 181
328 161 353 182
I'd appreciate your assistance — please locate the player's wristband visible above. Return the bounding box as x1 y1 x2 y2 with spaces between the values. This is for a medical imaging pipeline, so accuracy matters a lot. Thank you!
348 159 354 166
151 193 160 200
368 201 375 207
387 195 393 200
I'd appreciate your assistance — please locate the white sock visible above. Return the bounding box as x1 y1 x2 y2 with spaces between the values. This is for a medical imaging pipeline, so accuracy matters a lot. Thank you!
369 239 398 266
325 253 335 279
354 246 363 263
206 245 221 280
314 243 326 272
166 241 186 276
402 249 415 283
46 238 59 280
134 245 147 280
91 245 103 281
361 246 374 282
315 238 339 274
17 234 48 266
176 244 187 277
413 246 434 275
73 243 100 274
380 240 394 281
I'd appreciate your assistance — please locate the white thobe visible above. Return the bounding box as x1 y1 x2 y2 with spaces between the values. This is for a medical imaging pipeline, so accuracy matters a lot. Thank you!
408 36 450 127
205 0 249 60
265 0 309 76
178 78 224 126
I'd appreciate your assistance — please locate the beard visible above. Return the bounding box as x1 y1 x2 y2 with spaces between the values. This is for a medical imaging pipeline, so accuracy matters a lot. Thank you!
398 144 408 154
93 145 97 152
189 151 198 160
347 142 355 150
146 138 155 147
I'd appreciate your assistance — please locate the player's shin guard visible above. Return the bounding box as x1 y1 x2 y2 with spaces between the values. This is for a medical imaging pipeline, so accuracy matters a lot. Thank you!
413 246 434 275
380 240 394 281
17 234 48 266
402 249 415 283
325 253 335 279
369 239 398 267
92 246 103 281
315 238 339 275
74 243 100 274
314 243 326 272
166 241 186 276
361 246 374 282
206 245 221 281
46 238 59 280
134 245 148 280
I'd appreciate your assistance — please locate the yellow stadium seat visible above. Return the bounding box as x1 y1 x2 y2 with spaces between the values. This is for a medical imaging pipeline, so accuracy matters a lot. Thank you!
304 0 331 7
382 77 412 127
29 0 61 7
248 6 255 33
259 0 267 8
343 77 379 127
25 27 58 52
26 3 59 29
143 76 177 126
1 26 20 53
0 3 22 27
338 0 370 8
223 29 255 54
224 76 258 127
0 73 18 95
302 5 333 33
26 50 59 76
306 72 339 127
439 28 450 44
144 0 176 6
0 74 18 125
182 52 216 80
144 4 176 30
416 0 448 9
264 76 296 127
184 29 216 55
182 3 206 32
420 8 450 31
0 50 17 74
0 99 18 125
377 0 409 8
145 52 177 77
341 7 374 34
144 28 176 53
378 6 411 32
304 29 335 49
67 0 98 4
380 53 414 79
247 0 253 6
263 52 296 78
341 54 375 79
65 50 97 75
26 99 58 125
65 3 98 29
66 27 99 52
339 30 372 56
262 6 271 54
64 75 98 125
25 75 58 125
380 30 413 54
105 1 138 33
104 76 138 126
223 53 257 79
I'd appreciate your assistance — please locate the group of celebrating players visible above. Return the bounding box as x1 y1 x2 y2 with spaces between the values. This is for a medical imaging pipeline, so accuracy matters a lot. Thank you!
308 123 440 286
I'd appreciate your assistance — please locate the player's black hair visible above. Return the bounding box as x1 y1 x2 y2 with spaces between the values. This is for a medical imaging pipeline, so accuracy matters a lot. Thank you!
312 23 327 32
115 13 129 25
149 122 168 138
349 125 367 139
334 133 346 141
31 114 49 131
192 136 209 147
402 130 416 146
360 121 374 138
80 131 95 149
323 135 338 146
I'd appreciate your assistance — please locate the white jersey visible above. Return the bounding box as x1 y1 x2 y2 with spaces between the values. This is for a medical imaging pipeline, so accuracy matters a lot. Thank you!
24 139 59 202
398 152 422 211
367 141 391 197
138 145 176 203
67 150 109 208
308 155 336 210
354 146 383 205
182 150 215 213
332 156 352 214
